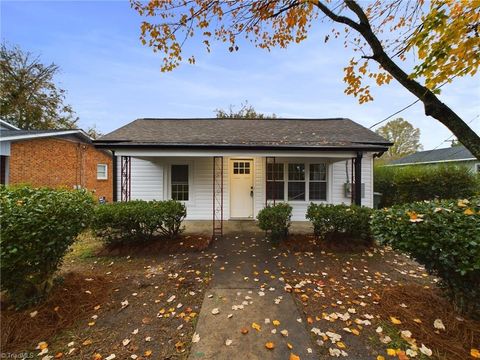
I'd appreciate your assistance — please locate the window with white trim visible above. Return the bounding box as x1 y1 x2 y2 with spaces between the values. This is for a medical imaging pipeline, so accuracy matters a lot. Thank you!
288 163 306 201
171 164 189 201
309 164 327 200
266 162 328 202
97 164 108 180
266 163 284 200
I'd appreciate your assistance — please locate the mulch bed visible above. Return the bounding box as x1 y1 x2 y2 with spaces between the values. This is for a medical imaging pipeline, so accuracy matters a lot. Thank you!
1 272 112 353
97 233 212 257
377 284 480 360
282 233 373 252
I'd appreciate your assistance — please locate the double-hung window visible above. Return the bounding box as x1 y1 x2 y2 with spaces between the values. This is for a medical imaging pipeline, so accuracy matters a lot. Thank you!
97 164 108 180
171 165 189 201
266 163 284 200
309 164 327 201
288 163 306 201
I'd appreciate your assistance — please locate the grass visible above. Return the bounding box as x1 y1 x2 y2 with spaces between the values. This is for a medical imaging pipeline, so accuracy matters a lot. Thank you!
65 231 103 261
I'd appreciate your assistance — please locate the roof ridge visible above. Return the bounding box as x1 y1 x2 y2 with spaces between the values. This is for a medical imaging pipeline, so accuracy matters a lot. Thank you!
136 117 351 121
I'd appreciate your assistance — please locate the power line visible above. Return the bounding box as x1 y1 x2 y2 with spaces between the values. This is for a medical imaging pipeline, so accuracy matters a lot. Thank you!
411 114 479 163
369 75 459 130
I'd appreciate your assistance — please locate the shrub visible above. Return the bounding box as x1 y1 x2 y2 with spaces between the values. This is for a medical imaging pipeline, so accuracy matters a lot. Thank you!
0 186 95 307
371 198 480 318
257 203 292 241
306 203 373 245
92 200 186 245
374 164 479 207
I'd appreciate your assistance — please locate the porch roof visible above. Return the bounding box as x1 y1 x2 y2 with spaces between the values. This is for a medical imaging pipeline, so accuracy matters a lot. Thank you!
95 118 391 152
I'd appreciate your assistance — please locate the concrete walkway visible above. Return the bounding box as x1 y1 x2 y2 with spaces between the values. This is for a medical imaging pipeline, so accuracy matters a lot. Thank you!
188 231 318 360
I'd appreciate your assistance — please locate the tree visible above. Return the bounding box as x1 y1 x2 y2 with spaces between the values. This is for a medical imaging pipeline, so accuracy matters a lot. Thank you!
130 0 480 159
376 118 422 161
0 44 78 130
215 101 277 119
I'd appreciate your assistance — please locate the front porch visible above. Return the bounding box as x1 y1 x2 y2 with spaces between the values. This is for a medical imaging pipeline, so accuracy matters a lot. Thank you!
113 151 373 237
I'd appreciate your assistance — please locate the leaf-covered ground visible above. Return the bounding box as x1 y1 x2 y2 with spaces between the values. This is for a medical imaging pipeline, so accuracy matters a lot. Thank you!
2 231 478 360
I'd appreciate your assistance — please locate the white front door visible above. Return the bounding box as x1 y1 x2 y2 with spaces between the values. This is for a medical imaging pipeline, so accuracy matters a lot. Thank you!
230 160 254 218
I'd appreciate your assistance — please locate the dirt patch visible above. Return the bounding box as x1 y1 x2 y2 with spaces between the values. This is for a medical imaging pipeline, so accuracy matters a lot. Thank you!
377 284 480 360
1 273 111 353
282 233 373 252
97 233 212 257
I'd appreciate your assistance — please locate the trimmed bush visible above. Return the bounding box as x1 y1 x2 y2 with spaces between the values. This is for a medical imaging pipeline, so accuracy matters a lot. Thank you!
257 203 292 241
371 198 480 317
93 200 186 245
306 203 373 245
0 186 95 307
374 164 479 207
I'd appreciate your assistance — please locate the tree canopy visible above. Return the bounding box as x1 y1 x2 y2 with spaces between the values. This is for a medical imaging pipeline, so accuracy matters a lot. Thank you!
215 101 277 119
376 118 422 161
130 0 480 159
0 44 78 130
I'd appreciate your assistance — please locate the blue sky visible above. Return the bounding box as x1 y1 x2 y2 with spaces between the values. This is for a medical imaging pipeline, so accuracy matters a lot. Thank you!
2 0 479 149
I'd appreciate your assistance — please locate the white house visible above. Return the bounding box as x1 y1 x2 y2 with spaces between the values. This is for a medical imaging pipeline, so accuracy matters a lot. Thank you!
95 118 391 237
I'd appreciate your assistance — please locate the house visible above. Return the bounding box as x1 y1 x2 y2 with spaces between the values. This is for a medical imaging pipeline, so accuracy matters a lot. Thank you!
95 118 391 236
0 120 113 202
387 146 480 173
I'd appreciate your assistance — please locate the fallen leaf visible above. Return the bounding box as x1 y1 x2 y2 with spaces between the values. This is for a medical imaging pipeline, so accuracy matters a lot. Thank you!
211 308 220 315
390 316 402 325
377 356 385 360
192 333 200 343
240 327 249 334
419 344 432 357
122 339 131 347
471 349 480 359
252 322 261 331
433 319 445 331
386 348 396 356
265 342 275 350
93 354 102 360
225 339 232 346
289 354 300 360
272 320 280 326
144 350 152 357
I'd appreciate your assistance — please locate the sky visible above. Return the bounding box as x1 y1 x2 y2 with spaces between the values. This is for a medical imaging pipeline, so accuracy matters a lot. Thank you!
1 0 479 150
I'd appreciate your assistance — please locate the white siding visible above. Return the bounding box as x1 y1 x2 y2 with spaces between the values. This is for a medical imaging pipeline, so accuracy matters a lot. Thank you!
115 156 163 201
117 154 375 221
331 154 374 208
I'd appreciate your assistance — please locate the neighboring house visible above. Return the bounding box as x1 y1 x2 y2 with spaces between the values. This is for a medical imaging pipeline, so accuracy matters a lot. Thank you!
0 120 113 202
387 146 480 173
95 118 391 235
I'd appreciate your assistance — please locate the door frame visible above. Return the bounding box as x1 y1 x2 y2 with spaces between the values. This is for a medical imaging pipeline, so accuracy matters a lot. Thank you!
229 158 255 219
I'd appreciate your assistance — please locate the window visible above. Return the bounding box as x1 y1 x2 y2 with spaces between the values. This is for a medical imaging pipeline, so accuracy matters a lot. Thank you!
266 163 284 200
288 163 305 200
309 164 327 200
476 164 480 173
171 165 189 201
233 161 250 174
97 164 108 180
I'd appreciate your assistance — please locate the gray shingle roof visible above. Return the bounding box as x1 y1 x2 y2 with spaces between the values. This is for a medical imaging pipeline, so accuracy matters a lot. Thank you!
97 118 391 151
388 146 477 165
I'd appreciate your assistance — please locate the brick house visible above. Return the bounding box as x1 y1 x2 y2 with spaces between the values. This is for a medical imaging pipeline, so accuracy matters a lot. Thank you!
0 120 113 202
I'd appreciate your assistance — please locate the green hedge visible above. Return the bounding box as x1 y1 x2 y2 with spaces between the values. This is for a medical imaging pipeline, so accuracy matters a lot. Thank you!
374 164 479 207
0 186 95 307
92 200 186 245
257 203 292 242
371 198 480 317
306 203 373 245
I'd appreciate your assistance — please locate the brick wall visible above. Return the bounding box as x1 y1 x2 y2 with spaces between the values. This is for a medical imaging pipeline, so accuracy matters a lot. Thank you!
9 137 113 202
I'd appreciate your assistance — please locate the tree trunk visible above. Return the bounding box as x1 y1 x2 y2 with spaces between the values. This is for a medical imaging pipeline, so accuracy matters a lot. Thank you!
316 0 480 160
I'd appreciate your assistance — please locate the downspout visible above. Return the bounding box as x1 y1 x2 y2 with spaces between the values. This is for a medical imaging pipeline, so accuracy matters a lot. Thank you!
112 150 117 202
354 152 363 206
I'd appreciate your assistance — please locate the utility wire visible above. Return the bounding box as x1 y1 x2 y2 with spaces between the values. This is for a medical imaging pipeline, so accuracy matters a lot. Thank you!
407 114 479 164
369 75 459 130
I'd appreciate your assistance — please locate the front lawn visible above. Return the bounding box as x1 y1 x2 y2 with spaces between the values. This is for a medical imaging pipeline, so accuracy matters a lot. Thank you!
1 233 213 359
